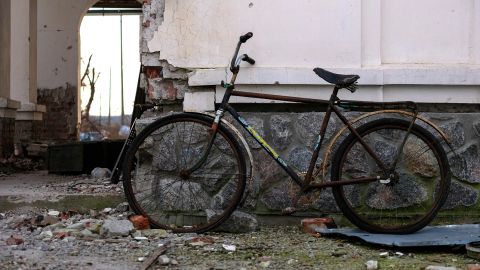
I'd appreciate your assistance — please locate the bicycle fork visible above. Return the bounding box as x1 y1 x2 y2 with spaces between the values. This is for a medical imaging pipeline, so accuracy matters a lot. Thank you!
180 109 223 176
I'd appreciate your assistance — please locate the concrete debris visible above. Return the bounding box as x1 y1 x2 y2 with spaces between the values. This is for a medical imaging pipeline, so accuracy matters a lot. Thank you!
259 260 271 268
141 229 168 238
158 255 170 265
365 260 378 270
100 219 135 237
38 230 53 240
425 266 458 270
48 210 60 216
287 259 297 265
40 215 60 226
222 244 236 252
91 167 111 179
115 202 129 212
259 256 272 268
379 251 389 257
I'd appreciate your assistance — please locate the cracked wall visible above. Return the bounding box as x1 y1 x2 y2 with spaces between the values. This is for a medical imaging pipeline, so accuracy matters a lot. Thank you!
141 0 211 106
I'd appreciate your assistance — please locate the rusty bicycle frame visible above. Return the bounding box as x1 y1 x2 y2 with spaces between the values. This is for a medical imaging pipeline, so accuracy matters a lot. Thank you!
188 33 452 207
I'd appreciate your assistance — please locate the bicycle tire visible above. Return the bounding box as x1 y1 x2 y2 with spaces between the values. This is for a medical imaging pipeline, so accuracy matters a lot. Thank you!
122 113 246 233
331 118 450 234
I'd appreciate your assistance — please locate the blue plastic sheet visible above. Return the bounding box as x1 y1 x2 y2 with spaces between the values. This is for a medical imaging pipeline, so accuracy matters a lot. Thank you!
316 224 480 247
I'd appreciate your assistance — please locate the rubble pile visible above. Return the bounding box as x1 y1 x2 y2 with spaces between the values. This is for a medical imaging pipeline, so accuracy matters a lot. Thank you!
0 204 180 269
0 169 478 269
0 157 44 174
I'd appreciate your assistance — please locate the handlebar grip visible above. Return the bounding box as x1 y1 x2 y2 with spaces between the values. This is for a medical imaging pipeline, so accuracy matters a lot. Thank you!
240 32 253 43
242 54 255 65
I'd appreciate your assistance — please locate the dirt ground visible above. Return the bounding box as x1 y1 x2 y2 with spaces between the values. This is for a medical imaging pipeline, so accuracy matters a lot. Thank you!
0 172 479 269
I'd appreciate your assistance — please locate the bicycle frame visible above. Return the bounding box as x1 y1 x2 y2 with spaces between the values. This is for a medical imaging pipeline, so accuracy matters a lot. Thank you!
215 85 419 192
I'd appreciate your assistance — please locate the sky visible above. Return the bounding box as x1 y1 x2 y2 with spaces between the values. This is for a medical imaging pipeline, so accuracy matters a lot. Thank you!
80 14 140 117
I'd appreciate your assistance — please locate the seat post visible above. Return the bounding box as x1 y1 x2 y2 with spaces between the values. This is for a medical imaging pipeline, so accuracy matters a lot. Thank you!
330 86 340 103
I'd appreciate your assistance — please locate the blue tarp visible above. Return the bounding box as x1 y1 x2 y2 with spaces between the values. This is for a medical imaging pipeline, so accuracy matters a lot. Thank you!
316 224 480 247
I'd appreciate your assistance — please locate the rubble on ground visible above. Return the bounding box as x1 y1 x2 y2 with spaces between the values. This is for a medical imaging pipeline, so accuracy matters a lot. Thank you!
1 205 478 270
0 171 478 269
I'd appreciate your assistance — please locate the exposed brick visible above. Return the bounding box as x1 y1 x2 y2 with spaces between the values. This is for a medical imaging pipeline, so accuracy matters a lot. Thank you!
145 66 162 79
37 84 78 143
0 117 15 158
162 80 176 100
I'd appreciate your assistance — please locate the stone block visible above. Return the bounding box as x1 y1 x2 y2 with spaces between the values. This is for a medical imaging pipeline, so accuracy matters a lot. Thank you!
260 181 294 211
270 115 293 150
100 219 135 237
440 121 465 148
450 144 480 183
442 180 478 209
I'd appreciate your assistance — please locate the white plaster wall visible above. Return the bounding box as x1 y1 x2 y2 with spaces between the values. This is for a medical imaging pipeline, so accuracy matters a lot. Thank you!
149 0 479 68
0 0 11 98
10 0 30 102
36 0 97 89
148 0 480 105
149 0 362 68
381 0 473 64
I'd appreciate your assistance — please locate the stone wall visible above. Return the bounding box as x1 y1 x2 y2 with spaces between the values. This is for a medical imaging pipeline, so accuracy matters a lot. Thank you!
0 117 15 158
136 110 479 222
229 111 480 219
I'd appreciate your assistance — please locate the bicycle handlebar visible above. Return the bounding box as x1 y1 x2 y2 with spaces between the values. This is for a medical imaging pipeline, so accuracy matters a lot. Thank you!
240 32 253 43
230 32 254 73
242 54 255 65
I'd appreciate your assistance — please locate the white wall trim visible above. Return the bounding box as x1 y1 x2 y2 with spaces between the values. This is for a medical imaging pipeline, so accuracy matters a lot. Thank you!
189 66 480 87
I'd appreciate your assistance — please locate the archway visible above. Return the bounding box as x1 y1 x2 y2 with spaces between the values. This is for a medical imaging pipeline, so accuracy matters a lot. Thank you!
78 0 142 140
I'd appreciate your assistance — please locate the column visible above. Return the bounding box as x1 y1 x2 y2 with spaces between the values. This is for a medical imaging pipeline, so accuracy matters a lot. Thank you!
11 0 46 154
0 0 21 157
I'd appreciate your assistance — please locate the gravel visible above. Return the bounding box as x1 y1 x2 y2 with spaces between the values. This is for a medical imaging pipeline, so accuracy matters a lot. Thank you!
0 209 477 270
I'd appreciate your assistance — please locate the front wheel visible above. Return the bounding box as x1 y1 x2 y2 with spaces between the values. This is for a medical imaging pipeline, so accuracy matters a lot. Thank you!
122 113 247 233
331 118 450 234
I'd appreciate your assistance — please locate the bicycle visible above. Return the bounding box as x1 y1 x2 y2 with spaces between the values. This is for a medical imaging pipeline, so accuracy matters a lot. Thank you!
122 32 452 234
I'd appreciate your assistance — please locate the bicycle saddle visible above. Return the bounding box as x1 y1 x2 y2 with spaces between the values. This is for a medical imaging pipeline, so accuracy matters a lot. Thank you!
313 68 360 90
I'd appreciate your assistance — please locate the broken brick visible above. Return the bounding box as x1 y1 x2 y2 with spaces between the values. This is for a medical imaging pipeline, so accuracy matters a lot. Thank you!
129 215 150 230
54 231 70 239
189 236 215 246
301 217 336 236
6 235 24 246
145 66 162 79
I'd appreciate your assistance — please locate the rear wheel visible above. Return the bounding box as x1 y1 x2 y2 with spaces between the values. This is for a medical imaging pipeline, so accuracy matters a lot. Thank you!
123 113 246 233
331 118 450 234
